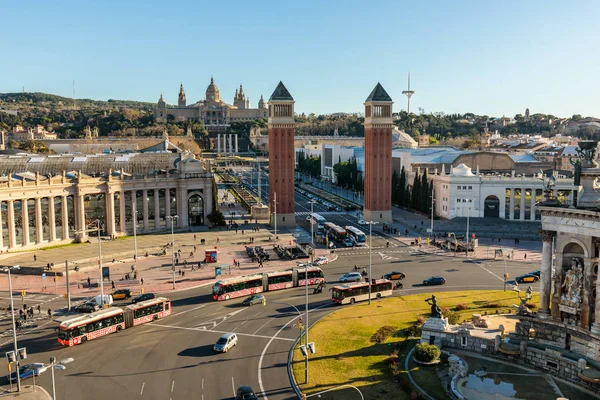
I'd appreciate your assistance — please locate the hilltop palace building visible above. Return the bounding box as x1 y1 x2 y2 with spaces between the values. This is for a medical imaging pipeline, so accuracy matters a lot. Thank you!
154 78 268 133
0 146 213 251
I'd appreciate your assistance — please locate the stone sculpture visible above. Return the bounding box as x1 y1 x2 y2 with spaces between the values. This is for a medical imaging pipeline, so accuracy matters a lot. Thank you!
425 294 443 318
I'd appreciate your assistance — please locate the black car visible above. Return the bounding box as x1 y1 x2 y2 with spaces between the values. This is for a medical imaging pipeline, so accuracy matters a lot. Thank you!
423 276 446 286
236 385 258 400
383 271 406 280
515 274 539 284
131 293 155 304
76 301 100 313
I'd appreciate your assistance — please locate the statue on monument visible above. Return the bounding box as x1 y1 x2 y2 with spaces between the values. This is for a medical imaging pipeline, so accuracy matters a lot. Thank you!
561 258 583 304
425 294 443 318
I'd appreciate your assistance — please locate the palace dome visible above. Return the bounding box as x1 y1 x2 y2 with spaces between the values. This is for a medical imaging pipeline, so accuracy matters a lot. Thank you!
205 77 220 102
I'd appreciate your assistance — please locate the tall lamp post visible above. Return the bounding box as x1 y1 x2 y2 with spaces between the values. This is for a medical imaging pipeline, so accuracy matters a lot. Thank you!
273 192 278 238
167 215 179 290
132 198 138 261
5 265 21 392
75 220 105 307
430 188 435 238
367 221 378 305
309 200 317 247
465 205 471 257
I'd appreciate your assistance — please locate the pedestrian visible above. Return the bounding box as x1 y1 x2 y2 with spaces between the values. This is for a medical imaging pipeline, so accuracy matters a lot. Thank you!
194 234 197 240
498 238 501 243
47 308 52 319
217 237 220 244
131 265 135 272
233 259 236 267
141 277 144 285
182 271 185 277
87 277 91 286
37 304 41 314
179 269 182 276
34 254 37 261
194 246 197 252
524 253 527 260
112 281 115 290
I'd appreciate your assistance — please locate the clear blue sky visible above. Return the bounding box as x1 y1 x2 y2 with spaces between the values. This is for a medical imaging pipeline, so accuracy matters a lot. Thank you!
2 0 598 118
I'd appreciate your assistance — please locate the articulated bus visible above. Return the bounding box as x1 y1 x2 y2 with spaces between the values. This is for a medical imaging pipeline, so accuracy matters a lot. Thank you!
308 213 327 232
331 280 393 305
345 226 366 246
58 297 171 346
212 267 325 300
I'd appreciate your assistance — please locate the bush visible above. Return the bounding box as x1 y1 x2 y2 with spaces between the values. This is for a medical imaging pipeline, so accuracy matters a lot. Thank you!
455 303 468 311
446 310 460 325
410 391 424 400
416 315 426 325
370 325 396 344
398 373 412 392
405 324 422 338
485 302 500 308
414 342 441 363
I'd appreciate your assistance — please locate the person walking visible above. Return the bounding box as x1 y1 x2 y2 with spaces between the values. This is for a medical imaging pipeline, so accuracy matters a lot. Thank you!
47 308 52 319
112 281 115 290
37 304 41 314
34 254 37 261
524 253 527 261
87 277 91 287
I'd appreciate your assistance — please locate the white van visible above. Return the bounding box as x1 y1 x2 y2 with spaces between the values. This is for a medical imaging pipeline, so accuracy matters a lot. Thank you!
90 294 113 307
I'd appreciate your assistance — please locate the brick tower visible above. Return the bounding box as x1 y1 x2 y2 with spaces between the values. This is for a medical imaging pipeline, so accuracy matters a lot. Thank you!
268 81 296 228
363 83 393 225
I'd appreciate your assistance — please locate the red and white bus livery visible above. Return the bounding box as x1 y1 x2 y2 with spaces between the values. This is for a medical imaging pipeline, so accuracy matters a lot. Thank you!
211 267 325 301
58 297 172 346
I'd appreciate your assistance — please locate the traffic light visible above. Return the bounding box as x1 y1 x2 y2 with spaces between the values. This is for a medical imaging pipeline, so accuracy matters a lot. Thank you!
17 348 27 360
308 342 316 354
21 290 26 297
299 345 308 356
262 297 266 307
504 273 509 279
5 351 16 363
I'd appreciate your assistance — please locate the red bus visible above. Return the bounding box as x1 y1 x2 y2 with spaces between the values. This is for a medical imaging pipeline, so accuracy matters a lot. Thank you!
212 274 263 301
58 297 171 346
211 268 325 301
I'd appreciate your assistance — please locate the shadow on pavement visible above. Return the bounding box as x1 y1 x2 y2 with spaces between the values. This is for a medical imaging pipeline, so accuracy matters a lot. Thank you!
177 344 214 358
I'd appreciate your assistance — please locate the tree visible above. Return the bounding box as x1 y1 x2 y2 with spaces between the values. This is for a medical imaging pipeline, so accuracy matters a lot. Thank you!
399 166 408 207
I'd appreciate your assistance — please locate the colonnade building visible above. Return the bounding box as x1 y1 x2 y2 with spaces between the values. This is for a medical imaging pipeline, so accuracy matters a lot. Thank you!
0 151 213 251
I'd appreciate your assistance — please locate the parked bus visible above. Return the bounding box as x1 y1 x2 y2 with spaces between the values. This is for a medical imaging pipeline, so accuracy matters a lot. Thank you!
307 213 327 232
58 297 171 346
345 226 366 246
325 223 347 242
212 267 325 301
331 279 393 305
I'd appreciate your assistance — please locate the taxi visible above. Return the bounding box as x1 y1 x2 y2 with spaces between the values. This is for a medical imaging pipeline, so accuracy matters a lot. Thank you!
382 271 406 280
111 289 132 300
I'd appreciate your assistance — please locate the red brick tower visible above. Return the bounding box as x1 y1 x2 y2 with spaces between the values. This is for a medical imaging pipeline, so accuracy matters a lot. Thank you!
363 83 393 225
268 81 296 228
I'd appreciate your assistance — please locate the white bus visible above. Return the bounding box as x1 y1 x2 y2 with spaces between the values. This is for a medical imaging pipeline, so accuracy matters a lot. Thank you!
307 213 327 232
345 226 366 246
331 279 393 304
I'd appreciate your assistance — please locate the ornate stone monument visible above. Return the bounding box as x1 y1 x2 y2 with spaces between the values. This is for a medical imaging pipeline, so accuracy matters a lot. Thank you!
421 294 449 342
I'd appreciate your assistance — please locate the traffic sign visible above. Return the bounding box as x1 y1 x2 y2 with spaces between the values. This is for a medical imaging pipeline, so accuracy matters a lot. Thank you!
42 273 46 279
21 290 26 297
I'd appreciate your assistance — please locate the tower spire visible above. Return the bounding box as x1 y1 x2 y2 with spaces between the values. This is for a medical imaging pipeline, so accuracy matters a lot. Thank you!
401 72 416 114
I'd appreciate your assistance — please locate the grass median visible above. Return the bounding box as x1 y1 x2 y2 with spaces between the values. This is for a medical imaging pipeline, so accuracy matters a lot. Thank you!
292 290 538 400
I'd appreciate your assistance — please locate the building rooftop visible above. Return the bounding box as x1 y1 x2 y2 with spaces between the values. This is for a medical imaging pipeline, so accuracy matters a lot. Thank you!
365 82 392 102
269 81 294 101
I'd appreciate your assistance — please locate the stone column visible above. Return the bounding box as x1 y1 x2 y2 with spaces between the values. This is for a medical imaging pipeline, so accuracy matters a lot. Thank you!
22 199 30 246
519 188 526 220
35 198 43 243
217 134 221 153
235 134 239 153
229 134 233 155
0 203 3 249
76 194 87 241
591 238 600 334
509 188 515 220
538 230 555 319
7 200 16 249
106 192 116 236
552 250 565 321
165 188 171 217
142 189 149 231
61 196 69 240
154 189 160 230
530 190 536 221
131 190 137 234
581 256 595 330
48 196 56 242
119 192 126 233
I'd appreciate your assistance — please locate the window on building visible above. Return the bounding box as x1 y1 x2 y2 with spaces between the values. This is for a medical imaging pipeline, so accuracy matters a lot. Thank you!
456 199 461 203
468 186 472 190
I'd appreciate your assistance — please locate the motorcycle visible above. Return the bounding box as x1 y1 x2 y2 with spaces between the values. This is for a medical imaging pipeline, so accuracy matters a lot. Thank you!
394 281 403 290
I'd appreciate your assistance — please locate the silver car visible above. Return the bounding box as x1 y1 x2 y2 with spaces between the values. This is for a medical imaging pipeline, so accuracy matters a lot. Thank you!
339 272 362 282
214 332 238 353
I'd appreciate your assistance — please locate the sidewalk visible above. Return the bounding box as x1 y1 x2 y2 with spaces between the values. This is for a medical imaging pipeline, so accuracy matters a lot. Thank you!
0 385 51 399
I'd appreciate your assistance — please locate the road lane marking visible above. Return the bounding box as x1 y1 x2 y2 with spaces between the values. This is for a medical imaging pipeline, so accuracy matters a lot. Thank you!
149 323 295 341
468 260 504 282
202 378 204 390
171 380 175 393
232 376 236 398
170 304 207 318
140 383 145 395
253 318 275 335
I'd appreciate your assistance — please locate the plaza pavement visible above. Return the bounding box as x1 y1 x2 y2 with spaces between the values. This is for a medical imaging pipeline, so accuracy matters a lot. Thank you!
1 385 51 399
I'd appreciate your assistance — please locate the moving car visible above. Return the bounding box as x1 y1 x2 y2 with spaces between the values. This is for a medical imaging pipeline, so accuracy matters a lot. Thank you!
242 294 265 306
236 385 258 400
423 276 446 286
75 301 100 313
339 272 362 283
9 363 48 383
131 293 155 304
515 274 539 284
357 219 367 225
528 270 541 277
313 257 328 265
111 289 131 300
383 271 406 280
343 238 354 247
214 332 238 353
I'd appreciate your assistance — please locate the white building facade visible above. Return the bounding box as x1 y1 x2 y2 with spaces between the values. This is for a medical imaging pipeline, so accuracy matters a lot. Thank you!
432 164 579 221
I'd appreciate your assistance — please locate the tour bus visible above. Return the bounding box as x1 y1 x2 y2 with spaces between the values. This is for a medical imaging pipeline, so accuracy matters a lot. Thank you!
345 226 367 246
331 279 393 305
58 297 171 346
308 213 327 232
212 267 325 300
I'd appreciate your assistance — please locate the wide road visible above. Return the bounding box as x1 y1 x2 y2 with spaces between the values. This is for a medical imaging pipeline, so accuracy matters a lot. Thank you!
0 167 540 399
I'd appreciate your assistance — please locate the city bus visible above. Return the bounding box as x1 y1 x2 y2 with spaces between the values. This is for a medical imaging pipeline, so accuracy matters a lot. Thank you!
212 267 325 301
58 297 172 346
331 279 393 305
326 223 347 242
308 213 327 232
345 226 366 246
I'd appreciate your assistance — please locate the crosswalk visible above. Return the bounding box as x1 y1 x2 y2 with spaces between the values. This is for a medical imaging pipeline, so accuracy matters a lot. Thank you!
295 211 350 216
338 248 416 257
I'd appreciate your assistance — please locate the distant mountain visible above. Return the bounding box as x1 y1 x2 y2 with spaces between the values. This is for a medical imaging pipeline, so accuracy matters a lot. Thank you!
0 92 154 109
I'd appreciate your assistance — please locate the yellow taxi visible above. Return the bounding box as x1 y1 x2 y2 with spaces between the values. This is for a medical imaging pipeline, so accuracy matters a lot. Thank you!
111 289 132 300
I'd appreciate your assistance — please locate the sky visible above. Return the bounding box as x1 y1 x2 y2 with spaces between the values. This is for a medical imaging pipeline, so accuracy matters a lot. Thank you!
2 0 599 117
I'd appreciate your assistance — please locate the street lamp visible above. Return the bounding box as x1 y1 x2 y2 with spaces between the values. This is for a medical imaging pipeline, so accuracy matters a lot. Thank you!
75 220 105 307
49 356 74 400
465 204 471 257
430 188 435 238
367 221 378 305
132 198 138 261
5 265 21 392
273 192 278 238
167 215 179 290
309 200 317 247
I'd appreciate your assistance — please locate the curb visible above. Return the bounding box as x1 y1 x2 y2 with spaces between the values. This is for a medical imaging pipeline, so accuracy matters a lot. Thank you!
405 346 436 400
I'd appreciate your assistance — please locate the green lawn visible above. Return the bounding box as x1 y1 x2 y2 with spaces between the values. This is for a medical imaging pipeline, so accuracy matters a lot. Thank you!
292 290 538 400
